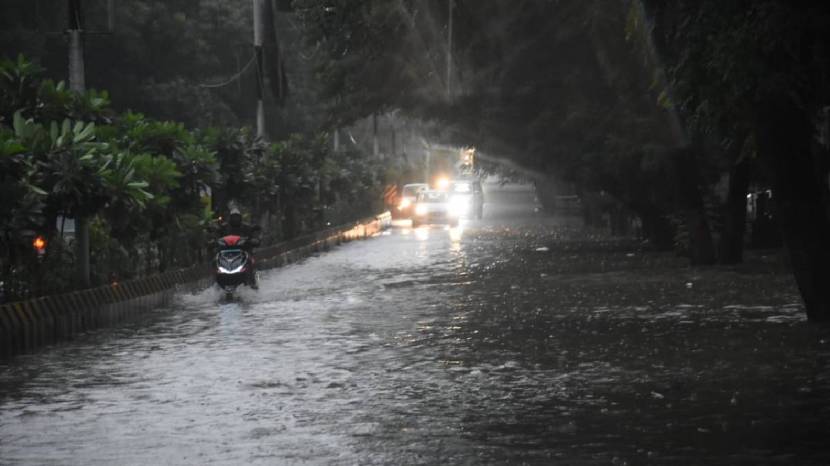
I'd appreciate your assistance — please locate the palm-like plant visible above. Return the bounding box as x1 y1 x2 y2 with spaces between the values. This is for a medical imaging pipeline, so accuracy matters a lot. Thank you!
0 55 44 124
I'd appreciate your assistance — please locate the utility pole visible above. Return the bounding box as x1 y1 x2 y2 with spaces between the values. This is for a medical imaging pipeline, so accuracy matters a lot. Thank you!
372 113 379 158
252 0 267 139
391 126 396 158
447 0 453 102
68 0 85 92
68 0 90 287
425 145 431 183
106 0 114 31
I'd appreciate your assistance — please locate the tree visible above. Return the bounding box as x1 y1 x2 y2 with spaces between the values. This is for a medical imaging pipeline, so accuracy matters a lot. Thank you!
643 0 830 319
297 0 830 319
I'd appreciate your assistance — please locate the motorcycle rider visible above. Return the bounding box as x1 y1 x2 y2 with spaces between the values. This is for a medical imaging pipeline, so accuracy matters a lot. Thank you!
214 206 260 289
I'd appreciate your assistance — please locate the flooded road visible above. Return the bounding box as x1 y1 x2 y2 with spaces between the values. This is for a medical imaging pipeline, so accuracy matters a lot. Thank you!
2 187 830 465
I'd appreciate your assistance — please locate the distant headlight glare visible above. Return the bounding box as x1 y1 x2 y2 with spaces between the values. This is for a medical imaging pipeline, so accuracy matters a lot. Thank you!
449 196 470 216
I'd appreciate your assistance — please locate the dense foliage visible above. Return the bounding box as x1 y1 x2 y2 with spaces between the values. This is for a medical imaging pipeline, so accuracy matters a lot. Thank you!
0 56 382 301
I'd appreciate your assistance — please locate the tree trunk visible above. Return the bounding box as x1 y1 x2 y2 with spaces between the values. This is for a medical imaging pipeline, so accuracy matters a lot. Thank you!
533 177 559 214
639 206 674 250
676 147 716 265
756 95 830 322
684 209 716 265
610 205 631 237
283 201 297 239
719 158 751 264
75 216 90 288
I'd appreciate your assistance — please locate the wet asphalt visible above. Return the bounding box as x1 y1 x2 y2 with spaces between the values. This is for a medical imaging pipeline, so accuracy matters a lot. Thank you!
1 186 830 465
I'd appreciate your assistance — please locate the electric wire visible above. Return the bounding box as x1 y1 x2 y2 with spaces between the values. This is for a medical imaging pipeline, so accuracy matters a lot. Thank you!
199 53 257 89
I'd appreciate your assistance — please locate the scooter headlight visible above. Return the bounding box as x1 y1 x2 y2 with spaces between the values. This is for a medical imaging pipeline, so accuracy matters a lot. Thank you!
218 265 245 274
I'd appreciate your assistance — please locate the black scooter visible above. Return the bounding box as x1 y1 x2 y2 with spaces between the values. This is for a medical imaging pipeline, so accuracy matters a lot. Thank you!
214 234 259 299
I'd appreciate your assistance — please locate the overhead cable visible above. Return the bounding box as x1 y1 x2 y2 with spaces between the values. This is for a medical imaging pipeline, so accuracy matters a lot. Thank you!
199 53 257 89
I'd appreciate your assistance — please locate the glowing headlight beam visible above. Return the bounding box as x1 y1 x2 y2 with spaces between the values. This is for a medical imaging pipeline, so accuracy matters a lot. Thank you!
448 195 470 217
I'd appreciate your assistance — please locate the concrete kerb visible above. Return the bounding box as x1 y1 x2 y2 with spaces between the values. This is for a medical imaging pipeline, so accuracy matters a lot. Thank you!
0 304 17 355
11 303 30 351
0 304 12 356
41 295 62 341
0 212 391 359
20 301 37 349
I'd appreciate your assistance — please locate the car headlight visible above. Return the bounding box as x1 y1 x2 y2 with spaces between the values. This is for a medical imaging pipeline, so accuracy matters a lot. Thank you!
415 204 428 216
399 197 412 209
448 196 470 216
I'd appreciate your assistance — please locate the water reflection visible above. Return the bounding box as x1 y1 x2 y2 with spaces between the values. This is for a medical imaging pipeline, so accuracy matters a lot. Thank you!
2 218 827 465
449 225 464 243
414 226 430 241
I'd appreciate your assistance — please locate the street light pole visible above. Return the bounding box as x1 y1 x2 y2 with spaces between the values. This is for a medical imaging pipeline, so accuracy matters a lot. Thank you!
68 0 85 93
447 0 453 102
68 0 90 287
253 0 267 139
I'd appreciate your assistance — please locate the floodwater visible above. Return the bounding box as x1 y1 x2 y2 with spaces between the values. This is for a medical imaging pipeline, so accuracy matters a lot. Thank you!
1 185 829 465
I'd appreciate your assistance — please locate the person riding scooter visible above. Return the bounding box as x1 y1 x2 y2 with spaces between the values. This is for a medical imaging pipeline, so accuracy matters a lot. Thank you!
217 207 259 239
213 207 261 289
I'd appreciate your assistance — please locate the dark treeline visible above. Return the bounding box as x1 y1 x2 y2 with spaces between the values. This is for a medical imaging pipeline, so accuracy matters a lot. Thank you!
0 1 386 302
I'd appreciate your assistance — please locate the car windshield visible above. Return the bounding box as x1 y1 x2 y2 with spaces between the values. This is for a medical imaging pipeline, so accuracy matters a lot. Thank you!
402 184 426 197
452 182 472 193
418 191 448 203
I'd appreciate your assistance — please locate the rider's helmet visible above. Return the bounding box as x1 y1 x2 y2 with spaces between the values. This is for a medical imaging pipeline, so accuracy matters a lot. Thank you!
229 207 242 228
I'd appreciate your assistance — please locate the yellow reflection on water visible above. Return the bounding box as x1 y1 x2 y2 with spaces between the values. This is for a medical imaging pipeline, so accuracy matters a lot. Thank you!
449 225 464 243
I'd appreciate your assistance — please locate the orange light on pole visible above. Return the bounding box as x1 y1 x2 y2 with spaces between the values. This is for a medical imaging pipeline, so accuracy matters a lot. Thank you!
33 235 47 257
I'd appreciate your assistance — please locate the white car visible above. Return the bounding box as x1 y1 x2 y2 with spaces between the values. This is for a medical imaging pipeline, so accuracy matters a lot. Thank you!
412 190 462 227
397 183 429 218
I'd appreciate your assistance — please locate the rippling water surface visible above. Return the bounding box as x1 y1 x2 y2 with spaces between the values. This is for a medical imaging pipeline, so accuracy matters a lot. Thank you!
1 202 829 465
